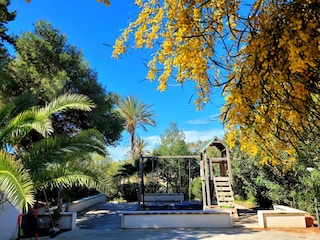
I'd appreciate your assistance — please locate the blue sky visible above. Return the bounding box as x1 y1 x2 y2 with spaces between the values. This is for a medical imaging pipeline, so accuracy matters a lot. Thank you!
7 0 225 160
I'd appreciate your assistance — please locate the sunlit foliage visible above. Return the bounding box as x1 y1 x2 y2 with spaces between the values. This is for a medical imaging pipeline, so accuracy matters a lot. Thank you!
112 0 320 166
223 0 320 165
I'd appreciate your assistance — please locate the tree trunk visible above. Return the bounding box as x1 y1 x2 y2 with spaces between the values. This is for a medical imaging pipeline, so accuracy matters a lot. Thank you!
57 184 63 213
137 155 144 210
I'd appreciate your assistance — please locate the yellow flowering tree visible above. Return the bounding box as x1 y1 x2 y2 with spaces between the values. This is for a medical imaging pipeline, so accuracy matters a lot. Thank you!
112 0 320 166
223 0 320 165
112 0 240 109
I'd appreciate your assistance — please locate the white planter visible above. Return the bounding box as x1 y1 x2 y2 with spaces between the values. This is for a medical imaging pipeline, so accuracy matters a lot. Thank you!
37 212 77 231
57 212 77 230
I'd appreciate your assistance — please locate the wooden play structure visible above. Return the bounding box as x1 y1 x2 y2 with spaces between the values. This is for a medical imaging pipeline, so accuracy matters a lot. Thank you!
125 152 234 229
122 136 236 229
198 137 235 211
136 136 235 211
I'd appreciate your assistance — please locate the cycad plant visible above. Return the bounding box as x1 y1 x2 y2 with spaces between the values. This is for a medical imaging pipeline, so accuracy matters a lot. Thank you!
0 94 112 212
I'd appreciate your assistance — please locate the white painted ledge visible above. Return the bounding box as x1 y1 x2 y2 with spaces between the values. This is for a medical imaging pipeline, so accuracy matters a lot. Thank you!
144 193 184 202
122 210 233 229
258 205 308 228
67 193 106 213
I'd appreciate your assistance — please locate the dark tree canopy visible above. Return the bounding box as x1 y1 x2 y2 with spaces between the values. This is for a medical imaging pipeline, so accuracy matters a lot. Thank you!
3 21 124 145
0 0 16 87
0 0 16 49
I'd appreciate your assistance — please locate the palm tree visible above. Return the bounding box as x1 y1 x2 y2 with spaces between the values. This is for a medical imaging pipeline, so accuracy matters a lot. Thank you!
0 94 112 212
28 129 115 212
116 96 156 157
134 138 150 156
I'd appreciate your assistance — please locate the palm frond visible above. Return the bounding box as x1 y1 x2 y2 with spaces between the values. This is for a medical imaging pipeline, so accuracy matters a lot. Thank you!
71 129 106 155
9 94 38 117
0 94 37 127
0 151 35 212
34 165 115 196
41 94 96 116
0 110 52 146
22 129 106 170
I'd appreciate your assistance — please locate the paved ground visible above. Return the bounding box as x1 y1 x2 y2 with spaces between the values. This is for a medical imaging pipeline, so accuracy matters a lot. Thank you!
53 202 320 240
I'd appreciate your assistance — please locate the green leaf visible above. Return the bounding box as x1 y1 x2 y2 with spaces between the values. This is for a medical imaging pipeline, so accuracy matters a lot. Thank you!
0 151 35 212
41 93 95 116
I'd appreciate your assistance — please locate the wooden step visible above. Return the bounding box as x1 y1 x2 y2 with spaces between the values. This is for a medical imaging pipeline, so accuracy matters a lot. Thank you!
216 192 233 196
218 202 234 207
216 187 232 191
213 177 235 209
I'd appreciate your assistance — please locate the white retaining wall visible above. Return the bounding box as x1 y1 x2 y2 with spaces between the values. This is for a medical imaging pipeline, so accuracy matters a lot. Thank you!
258 205 308 228
67 193 106 213
122 210 233 229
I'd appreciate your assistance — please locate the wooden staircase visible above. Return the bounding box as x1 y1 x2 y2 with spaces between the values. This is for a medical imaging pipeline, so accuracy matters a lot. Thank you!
213 177 235 209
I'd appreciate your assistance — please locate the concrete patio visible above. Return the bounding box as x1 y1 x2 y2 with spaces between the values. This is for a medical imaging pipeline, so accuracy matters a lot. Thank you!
51 202 320 240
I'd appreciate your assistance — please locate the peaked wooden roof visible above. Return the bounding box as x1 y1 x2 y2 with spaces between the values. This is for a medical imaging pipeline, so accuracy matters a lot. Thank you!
197 136 230 154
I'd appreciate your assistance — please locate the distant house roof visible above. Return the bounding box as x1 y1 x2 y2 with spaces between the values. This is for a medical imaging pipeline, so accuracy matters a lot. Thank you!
197 136 230 154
